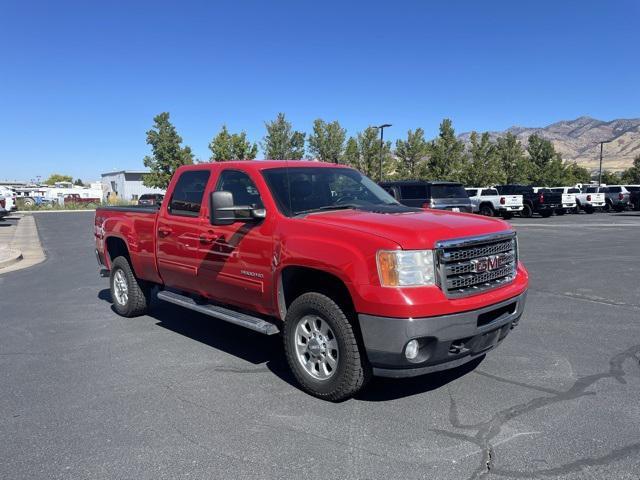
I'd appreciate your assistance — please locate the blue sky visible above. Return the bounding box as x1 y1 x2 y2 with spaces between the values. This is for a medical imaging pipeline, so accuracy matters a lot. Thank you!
1 0 638 181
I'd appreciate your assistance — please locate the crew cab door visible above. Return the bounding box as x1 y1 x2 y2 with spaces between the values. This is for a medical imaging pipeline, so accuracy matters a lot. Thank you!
156 169 213 292
198 168 275 313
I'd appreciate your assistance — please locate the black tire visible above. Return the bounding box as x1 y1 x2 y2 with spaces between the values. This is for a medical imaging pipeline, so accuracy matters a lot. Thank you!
540 210 553 218
109 256 150 317
521 203 533 218
585 205 594 214
501 212 514 220
613 205 625 213
479 204 494 217
556 209 565 216
603 201 611 212
283 292 371 401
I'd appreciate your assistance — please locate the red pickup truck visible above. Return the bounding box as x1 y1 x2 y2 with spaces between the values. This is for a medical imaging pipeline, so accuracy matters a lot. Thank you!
95 161 528 400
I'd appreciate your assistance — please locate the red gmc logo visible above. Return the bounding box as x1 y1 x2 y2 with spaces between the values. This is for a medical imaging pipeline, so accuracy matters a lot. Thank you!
471 254 507 273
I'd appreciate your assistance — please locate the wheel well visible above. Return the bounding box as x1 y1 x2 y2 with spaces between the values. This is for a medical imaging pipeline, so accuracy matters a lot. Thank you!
479 202 494 210
280 266 355 319
105 236 130 265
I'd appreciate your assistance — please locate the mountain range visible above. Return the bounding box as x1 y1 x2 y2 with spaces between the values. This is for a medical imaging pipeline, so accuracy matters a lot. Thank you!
459 116 640 172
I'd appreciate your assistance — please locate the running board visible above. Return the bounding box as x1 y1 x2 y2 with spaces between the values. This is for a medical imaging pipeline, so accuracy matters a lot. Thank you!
157 290 280 335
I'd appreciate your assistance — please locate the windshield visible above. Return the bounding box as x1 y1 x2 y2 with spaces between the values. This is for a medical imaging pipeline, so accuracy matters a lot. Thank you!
431 184 468 199
261 167 400 216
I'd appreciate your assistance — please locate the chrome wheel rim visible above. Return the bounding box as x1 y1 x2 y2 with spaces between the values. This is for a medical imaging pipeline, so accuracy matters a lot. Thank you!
294 315 339 381
113 269 129 306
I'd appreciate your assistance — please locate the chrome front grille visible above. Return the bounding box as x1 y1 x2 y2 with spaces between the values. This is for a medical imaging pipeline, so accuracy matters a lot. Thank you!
436 232 517 298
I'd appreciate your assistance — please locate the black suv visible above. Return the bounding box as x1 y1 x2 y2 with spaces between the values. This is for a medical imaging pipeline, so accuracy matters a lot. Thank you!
379 181 472 213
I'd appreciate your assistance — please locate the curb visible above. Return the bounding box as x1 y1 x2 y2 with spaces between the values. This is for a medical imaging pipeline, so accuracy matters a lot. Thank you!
0 248 23 269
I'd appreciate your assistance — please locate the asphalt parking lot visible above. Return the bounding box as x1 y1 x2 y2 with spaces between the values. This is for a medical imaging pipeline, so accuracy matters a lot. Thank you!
1 211 639 479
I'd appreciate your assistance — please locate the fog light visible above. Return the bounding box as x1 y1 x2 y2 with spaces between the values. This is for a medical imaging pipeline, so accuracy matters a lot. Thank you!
405 339 419 360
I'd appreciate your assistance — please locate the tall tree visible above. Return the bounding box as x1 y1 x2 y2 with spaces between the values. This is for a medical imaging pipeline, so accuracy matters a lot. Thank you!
208 125 258 161
426 119 466 181
395 128 428 179
600 170 621 185
142 112 194 189
73 178 85 186
342 137 360 169
461 132 505 186
562 162 591 185
621 155 640 183
307 119 346 163
262 113 305 159
44 174 73 184
527 134 561 185
356 127 394 179
495 133 531 183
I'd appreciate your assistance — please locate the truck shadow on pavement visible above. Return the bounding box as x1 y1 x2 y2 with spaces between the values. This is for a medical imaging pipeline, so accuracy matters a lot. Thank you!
98 288 483 401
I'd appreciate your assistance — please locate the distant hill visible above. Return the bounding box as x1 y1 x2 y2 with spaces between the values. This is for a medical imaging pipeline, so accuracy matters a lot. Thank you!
459 116 640 172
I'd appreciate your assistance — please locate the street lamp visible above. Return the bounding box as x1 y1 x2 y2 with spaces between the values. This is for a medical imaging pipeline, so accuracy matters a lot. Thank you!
376 124 392 182
598 139 613 186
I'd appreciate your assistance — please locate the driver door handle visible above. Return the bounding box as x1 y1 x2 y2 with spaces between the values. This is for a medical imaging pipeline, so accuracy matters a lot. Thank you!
199 232 218 244
158 226 172 237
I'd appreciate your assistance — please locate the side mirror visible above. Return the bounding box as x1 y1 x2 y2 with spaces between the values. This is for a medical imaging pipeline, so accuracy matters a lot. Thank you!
210 191 266 226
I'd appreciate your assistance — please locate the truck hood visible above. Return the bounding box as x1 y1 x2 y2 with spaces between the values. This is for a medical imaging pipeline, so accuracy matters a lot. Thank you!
303 209 511 249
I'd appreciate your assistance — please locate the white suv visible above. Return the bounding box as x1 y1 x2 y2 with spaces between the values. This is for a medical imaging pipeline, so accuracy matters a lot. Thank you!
0 187 17 212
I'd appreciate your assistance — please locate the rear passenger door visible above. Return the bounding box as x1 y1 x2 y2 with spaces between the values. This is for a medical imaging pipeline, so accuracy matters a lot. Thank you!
156 169 213 293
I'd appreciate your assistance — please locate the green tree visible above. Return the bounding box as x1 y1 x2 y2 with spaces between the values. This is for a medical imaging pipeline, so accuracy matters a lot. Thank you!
307 119 346 163
562 162 591 185
461 132 505 186
44 174 73 184
208 125 258 161
73 178 85 186
356 127 394 179
395 128 428 179
621 155 640 183
495 133 531 183
142 112 194 189
527 134 563 185
342 137 360 169
262 113 305 159
426 119 466 181
600 170 621 185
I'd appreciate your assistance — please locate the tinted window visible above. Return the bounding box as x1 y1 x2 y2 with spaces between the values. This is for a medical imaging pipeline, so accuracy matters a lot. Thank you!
481 189 498 196
550 188 563 193
568 188 580 193
465 189 477 196
431 184 468 198
383 187 398 199
608 186 621 193
400 184 428 199
625 186 640 192
169 170 211 216
216 170 264 210
584 187 598 193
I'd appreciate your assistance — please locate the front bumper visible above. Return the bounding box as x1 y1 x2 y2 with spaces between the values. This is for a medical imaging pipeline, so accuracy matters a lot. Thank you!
358 291 527 378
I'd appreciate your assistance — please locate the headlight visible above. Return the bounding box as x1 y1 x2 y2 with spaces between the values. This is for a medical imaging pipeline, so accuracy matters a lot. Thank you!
377 250 436 287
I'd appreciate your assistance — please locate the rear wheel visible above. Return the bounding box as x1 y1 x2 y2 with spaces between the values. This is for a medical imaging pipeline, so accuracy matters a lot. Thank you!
109 256 151 317
585 205 595 214
603 201 612 212
556 209 565 216
540 210 553 218
501 212 514 220
521 203 533 218
284 292 370 401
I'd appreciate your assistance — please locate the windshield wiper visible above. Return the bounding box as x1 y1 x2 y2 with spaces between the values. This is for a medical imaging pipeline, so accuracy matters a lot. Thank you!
294 204 360 216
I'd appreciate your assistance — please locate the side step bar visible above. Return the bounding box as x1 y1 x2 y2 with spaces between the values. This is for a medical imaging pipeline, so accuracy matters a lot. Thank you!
157 290 280 335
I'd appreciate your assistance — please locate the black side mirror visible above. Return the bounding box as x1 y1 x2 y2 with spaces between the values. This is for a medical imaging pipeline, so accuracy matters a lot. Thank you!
210 191 266 226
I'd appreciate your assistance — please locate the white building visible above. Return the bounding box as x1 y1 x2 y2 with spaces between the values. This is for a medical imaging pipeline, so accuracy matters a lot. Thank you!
101 170 165 202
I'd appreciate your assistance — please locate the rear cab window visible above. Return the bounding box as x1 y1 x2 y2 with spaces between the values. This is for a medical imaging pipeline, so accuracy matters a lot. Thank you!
481 189 498 196
465 189 478 196
168 170 211 217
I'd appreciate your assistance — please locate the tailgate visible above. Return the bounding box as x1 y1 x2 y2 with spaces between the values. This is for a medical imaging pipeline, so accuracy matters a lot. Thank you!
502 195 522 207
562 193 576 204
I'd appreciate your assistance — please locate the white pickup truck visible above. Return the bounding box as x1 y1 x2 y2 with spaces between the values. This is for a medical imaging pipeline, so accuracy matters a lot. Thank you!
577 186 606 213
465 187 524 219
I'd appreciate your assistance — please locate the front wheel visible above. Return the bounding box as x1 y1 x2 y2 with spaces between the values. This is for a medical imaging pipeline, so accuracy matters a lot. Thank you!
521 204 533 218
109 256 151 317
284 292 370 401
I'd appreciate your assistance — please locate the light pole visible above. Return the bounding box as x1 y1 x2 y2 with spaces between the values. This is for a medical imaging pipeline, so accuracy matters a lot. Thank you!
376 124 392 182
598 139 613 185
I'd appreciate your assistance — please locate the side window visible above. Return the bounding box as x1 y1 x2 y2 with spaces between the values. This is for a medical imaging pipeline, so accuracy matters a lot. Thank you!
216 170 264 212
481 189 497 196
400 184 428 199
609 186 621 193
383 187 398 199
169 170 211 217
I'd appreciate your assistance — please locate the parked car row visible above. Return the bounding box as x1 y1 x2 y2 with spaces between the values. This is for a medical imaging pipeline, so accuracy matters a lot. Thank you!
379 181 640 218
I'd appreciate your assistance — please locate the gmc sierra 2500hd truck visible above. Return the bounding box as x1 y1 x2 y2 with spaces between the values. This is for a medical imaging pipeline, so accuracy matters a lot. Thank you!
95 161 528 400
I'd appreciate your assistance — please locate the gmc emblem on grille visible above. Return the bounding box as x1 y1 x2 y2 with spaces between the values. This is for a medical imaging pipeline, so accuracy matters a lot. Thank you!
470 253 507 273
